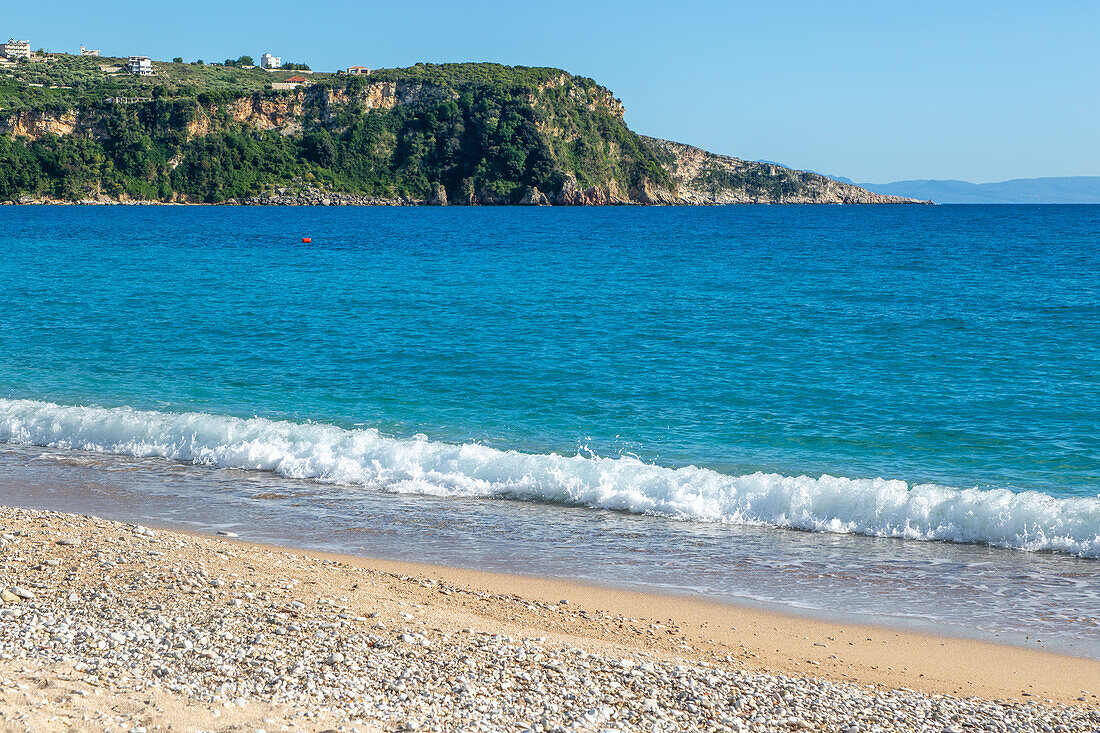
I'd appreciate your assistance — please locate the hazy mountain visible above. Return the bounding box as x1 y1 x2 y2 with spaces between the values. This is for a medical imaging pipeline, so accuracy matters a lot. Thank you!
832 176 1100 204
757 159 1100 203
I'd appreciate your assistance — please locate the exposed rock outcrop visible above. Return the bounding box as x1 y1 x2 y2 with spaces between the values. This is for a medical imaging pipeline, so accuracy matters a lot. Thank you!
0 69 927 206
536 74 625 118
428 184 448 206
227 188 420 206
321 82 455 113
228 96 303 131
629 178 681 205
184 114 211 140
518 186 550 205
552 174 616 206
645 137 925 205
3 110 79 140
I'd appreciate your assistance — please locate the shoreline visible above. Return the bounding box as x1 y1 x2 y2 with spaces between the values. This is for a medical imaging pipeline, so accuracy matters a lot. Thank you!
0 432 1098 666
186 526 1095 664
207 534 1100 704
0 505 1096 732
0 200 931 207
2 477 1093 662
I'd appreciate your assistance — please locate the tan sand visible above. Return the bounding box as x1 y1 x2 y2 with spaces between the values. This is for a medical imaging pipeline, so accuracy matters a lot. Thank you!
0 507 1096 732
237 541 1100 707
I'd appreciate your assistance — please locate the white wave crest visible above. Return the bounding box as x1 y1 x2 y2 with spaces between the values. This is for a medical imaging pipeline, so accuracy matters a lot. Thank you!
1 399 1097 557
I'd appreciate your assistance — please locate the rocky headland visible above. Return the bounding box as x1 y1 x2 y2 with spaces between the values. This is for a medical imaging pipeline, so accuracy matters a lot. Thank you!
0 60 926 206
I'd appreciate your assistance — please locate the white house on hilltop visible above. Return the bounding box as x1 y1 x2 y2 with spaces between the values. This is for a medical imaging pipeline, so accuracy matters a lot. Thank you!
347 66 371 75
261 53 281 70
1 39 31 59
80 46 101 57
129 56 153 75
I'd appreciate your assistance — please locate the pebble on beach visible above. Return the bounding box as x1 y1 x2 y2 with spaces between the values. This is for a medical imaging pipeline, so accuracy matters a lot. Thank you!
0 505 1096 733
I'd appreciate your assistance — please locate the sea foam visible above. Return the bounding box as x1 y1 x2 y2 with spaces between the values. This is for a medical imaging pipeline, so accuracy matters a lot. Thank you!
1 398 1097 558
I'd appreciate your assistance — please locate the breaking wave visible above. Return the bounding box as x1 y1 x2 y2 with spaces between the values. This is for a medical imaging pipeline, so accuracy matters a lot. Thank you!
1 399 1097 558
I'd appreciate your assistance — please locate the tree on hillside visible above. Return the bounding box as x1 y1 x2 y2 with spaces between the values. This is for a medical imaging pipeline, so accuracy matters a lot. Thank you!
302 130 336 168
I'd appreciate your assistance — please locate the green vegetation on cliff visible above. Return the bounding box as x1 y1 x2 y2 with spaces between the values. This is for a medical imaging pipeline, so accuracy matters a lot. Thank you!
0 56 912 205
0 55 288 110
0 57 672 203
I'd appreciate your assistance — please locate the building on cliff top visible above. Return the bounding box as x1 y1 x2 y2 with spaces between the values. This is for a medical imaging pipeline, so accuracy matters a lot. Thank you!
1 39 31 59
347 66 371 75
128 56 153 75
271 75 310 91
261 53 281 70
80 46 101 57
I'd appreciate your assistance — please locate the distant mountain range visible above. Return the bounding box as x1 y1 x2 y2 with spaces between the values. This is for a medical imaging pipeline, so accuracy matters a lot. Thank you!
825 175 1100 204
752 161 1100 203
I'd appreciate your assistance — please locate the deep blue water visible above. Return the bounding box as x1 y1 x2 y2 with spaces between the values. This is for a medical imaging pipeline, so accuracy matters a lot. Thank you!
2 205 1098 497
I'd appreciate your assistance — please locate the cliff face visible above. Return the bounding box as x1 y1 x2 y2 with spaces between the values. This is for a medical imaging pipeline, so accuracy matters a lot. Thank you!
203 83 922 206
0 63 926 206
535 73 625 118
643 138 923 205
2 110 79 140
227 96 304 131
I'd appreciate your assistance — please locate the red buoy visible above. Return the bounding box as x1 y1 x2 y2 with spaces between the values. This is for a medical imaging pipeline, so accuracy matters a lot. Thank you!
301 237 312 243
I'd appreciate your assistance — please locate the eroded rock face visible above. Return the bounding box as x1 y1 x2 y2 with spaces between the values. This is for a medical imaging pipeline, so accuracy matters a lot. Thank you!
629 178 680 205
354 82 454 111
228 188 421 206
428 184 448 206
228 96 304 130
552 174 606 205
536 74 625 118
551 175 633 206
644 137 926 205
518 186 550 205
0 81 926 207
360 82 401 110
185 114 211 140
558 184 610 206
4 111 79 139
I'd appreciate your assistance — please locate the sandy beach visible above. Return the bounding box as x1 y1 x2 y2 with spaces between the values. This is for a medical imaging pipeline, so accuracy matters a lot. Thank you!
0 506 1096 732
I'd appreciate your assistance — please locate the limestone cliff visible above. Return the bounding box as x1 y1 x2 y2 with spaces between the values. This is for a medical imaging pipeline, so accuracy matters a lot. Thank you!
0 62 927 206
535 73 625 118
227 96 303 131
642 138 923 205
2 110 79 140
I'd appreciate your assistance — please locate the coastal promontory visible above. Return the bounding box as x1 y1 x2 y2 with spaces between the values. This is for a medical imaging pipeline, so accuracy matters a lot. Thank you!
0 56 921 205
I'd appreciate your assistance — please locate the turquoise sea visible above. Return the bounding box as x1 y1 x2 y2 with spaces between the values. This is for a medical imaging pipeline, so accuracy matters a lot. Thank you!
1 205 1098 656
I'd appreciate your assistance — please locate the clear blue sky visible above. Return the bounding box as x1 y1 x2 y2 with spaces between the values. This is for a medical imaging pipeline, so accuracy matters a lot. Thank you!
6 1 1098 183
